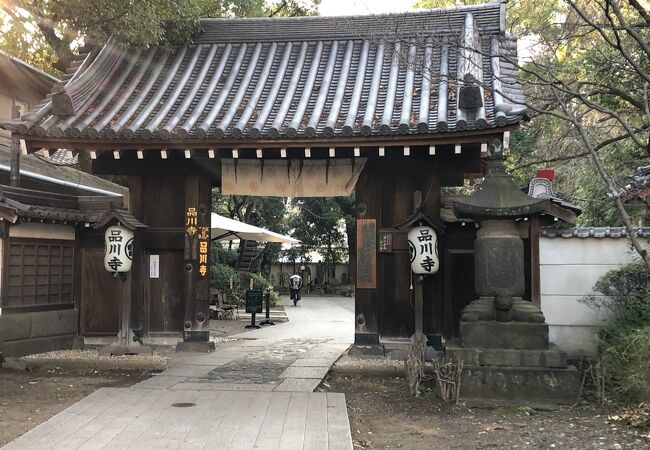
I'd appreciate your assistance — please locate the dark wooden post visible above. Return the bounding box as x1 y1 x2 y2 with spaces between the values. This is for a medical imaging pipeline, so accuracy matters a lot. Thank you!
10 105 21 187
179 175 213 351
412 191 424 338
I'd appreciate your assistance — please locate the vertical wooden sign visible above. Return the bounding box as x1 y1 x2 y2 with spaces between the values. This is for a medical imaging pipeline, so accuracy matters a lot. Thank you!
356 218 377 289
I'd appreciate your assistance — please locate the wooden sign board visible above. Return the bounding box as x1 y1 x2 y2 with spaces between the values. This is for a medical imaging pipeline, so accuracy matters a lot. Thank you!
245 290 263 313
356 219 377 289
378 231 393 253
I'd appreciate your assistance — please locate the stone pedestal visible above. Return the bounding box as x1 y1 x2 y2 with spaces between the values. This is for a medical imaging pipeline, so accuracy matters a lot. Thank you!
460 321 549 349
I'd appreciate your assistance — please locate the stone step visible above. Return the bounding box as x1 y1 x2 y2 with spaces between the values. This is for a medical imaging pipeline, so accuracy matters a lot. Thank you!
460 365 580 404
447 344 567 368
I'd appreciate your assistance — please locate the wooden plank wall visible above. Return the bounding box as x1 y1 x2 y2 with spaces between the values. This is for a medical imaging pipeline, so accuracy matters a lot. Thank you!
355 157 442 343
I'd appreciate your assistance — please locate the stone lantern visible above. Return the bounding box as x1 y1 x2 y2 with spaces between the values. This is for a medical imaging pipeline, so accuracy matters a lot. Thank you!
454 140 548 347
452 140 578 403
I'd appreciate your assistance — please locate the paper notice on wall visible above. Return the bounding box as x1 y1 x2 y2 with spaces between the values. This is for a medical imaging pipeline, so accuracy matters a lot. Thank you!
150 255 160 278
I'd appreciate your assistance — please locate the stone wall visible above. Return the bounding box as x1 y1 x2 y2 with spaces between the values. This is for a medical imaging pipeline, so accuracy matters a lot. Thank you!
0 309 78 357
539 235 644 357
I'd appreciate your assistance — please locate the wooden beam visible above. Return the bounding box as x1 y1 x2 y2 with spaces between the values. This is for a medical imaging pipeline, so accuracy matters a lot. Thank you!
15 128 515 152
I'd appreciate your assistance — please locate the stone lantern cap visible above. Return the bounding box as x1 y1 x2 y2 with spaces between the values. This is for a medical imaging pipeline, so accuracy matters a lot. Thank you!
454 140 547 220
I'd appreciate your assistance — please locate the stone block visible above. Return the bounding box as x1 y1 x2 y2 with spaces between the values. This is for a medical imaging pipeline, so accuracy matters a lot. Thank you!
460 321 549 349
460 365 580 404
175 341 215 353
0 334 75 357
446 347 480 365
476 347 567 368
1 357 28 371
354 333 379 346
30 309 78 338
348 344 384 358
0 313 33 342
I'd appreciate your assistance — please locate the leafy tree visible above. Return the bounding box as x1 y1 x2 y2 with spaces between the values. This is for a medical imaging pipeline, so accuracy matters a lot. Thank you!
416 0 650 269
289 197 354 281
0 0 319 74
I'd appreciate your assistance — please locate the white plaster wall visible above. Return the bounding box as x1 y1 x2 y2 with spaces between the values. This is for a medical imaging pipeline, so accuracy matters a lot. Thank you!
540 237 642 357
9 222 76 240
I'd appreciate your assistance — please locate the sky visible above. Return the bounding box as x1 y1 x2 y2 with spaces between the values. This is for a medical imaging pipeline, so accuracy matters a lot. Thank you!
318 0 416 16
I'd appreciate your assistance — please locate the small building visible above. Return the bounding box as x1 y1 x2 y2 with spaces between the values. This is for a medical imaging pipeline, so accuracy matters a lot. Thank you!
0 53 127 357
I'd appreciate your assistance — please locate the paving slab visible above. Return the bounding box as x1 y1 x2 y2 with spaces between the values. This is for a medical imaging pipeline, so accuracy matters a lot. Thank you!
279 366 330 379
274 378 322 392
3 296 354 450
170 382 278 391
291 358 338 367
133 375 186 389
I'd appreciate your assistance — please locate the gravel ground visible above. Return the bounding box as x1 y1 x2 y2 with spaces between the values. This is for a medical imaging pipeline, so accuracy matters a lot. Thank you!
322 374 650 450
0 367 148 447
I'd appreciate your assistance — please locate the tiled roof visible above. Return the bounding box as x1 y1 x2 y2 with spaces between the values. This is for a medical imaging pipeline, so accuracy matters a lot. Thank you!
0 143 126 196
0 185 125 224
617 166 650 202
6 2 526 143
539 227 650 238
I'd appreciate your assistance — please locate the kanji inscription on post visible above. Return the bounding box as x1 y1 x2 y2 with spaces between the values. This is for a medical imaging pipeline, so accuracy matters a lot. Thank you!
356 219 377 289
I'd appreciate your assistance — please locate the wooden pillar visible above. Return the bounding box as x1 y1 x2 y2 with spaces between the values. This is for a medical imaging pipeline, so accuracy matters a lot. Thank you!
182 175 211 342
128 176 145 334
10 105 21 187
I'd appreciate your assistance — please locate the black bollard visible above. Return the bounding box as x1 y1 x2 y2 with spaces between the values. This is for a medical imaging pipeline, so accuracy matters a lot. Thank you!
245 310 260 329
260 291 276 326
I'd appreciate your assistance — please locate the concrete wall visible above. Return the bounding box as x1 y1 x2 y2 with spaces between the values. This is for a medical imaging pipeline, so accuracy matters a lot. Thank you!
0 309 78 357
269 262 350 287
539 236 642 357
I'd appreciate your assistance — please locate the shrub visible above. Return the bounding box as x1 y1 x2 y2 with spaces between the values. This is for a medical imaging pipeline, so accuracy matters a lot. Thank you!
591 262 650 403
210 264 279 306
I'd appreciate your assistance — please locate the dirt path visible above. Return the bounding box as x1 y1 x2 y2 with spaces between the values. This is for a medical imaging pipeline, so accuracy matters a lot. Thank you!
0 368 148 447
322 374 650 450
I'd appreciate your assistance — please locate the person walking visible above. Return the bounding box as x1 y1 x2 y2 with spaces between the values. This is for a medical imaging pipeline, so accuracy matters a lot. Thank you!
289 274 303 306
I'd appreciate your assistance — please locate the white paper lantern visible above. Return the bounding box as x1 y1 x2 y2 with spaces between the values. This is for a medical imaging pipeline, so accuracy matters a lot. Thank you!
408 226 439 275
104 225 134 273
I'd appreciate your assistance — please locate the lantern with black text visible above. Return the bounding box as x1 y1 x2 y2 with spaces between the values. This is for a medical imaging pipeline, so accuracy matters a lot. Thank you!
104 225 134 273
408 226 439 275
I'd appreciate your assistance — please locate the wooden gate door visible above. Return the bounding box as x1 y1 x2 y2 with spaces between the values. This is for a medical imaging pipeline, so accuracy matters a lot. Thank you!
144 250 185 334
80 247 121 335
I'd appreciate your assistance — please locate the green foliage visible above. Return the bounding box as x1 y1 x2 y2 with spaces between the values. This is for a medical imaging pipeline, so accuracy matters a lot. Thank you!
210 263 278 305
290 197 354 277
0 0 319 73
590 263 650 403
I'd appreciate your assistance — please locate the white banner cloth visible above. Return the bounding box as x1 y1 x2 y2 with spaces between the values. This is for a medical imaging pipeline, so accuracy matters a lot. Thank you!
221 158 366 197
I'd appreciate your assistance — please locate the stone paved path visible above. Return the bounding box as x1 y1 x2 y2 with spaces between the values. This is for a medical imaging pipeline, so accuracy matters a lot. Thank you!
3 296 355 450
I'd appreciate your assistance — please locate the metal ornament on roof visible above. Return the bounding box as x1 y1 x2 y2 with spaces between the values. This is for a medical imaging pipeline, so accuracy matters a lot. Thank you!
408 226 439 275
104 225 134 273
